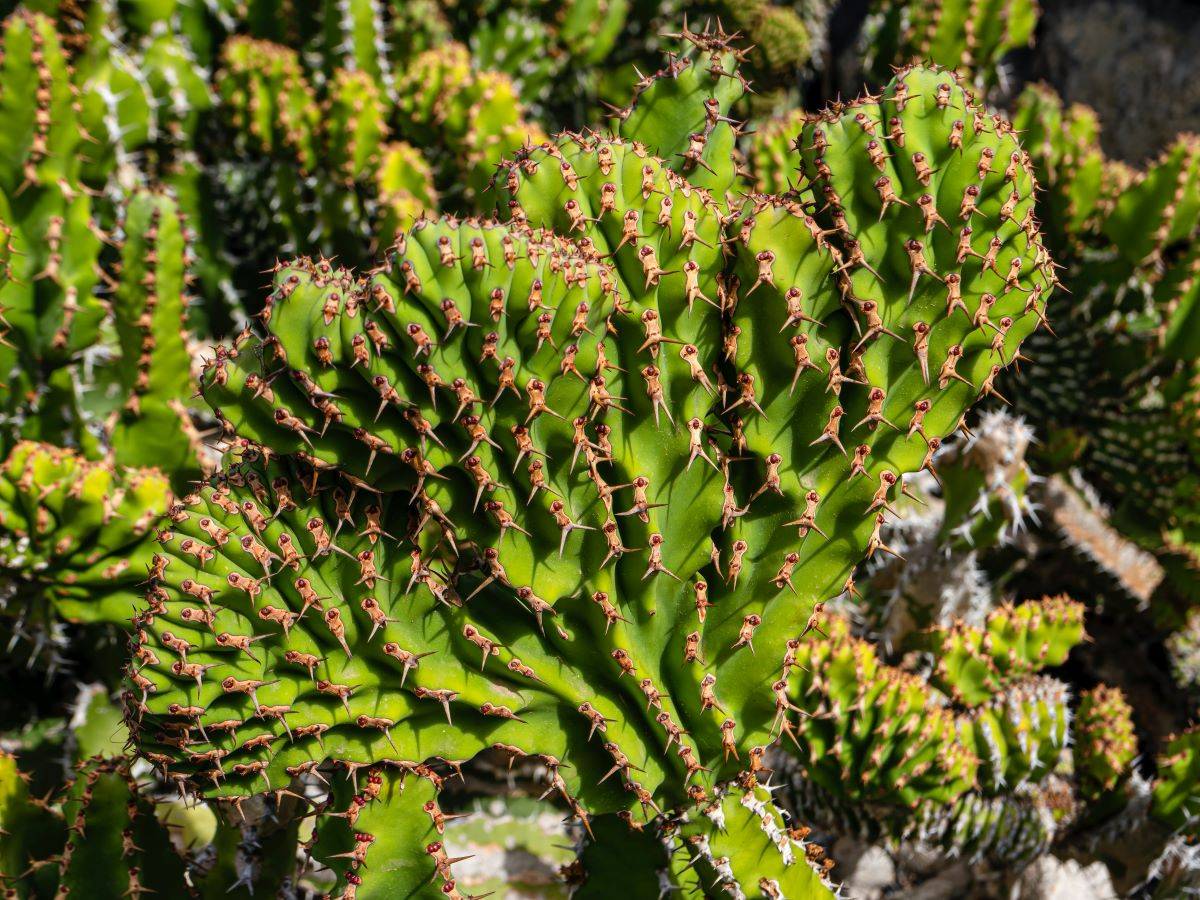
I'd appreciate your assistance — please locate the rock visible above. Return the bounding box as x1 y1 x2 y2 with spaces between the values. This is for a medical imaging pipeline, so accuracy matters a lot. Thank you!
1036 0 1200 163
1012 855 1117 899
833 838 896 899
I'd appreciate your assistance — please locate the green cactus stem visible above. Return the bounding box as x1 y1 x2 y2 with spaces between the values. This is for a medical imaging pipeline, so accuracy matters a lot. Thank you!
863 0 1039 91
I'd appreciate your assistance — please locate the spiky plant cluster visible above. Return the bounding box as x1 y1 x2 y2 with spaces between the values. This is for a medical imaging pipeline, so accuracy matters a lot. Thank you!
0 11 206 477
1005 82 1200 608
108 17 1068 892
214 36 439 263
778 604 1081 865
2 1 1200 896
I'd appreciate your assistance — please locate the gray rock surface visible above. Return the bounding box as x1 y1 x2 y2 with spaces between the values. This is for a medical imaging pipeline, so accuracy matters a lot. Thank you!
1037 0 1200 162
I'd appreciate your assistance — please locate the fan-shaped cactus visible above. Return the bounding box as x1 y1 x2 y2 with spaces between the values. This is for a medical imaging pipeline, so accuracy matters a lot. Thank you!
124 28 1055 895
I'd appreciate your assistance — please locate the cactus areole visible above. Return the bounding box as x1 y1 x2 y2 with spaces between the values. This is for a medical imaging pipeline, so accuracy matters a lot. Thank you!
124 27 1055 897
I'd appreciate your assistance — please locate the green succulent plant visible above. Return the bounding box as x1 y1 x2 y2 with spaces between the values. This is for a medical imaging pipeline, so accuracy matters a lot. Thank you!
0 10 206 480
120 21 1059 894
0 440 171 624
913 596 1085 706
1073 684 1138 802
863 0 1039 91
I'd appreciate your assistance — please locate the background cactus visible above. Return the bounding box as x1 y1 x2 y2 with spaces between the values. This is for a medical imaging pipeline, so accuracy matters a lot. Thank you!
862 0 1040 91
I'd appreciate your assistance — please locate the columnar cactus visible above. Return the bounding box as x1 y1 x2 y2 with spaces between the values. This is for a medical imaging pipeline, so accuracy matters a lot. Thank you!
1152 726 1200 835
1007 82 1200 609
0 11 207 480
863 0 1040 90
104 189 206 480
1073 685 1138 802
121 24 1058 893
749 108 809 195
395 42 545 202
0 10 108 447
2 755 192 897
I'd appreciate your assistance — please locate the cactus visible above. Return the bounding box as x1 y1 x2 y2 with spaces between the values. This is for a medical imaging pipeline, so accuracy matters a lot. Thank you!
120 28 1060 891
1152 726 1200 836
103 189 206 480
911 597 1083 706
466 4 595 108
969 675 1071 794
863 0 1039 91
749 108 808 195
911 777 1072 864
933 409 1036 550
394 42 545 203
0 11 206 482
785 614 978 833
0 441 171 624
1009 84 1116 257
1073 685 1138 802
0 10 109 447
0 2 1198 896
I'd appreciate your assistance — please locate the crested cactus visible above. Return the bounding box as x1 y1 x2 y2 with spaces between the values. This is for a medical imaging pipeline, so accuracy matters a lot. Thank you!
120 21 1059 892
3 3 1193 895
